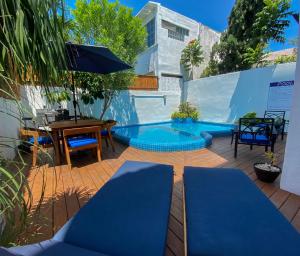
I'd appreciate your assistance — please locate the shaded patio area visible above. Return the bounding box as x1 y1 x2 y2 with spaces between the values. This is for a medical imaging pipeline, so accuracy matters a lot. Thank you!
25 136 300 256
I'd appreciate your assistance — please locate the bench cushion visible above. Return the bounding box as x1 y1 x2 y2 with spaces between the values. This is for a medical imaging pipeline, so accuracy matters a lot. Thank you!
7 240 108 256
28 136 52 145
54 161 173 256
240 134 270 144
184 167 300 256
67 137 97 148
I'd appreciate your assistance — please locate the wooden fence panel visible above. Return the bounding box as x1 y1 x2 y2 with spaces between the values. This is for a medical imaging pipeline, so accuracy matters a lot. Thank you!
129 75 158 90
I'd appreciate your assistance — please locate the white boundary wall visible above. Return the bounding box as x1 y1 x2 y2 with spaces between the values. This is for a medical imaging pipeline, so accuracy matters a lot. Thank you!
184 63 296 123
0 98 21 159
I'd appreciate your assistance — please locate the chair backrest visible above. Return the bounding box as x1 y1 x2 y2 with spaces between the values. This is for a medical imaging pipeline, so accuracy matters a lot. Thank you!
238 118 274 138
264 111 285 121
63 126 101 137
20 128 39 139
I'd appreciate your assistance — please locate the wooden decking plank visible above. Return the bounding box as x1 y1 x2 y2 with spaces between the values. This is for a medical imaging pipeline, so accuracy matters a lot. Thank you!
23 136 300 256
279 194 300 222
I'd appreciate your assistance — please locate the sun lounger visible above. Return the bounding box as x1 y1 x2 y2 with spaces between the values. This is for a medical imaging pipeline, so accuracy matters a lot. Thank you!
3 161 173 256
184 166 300 255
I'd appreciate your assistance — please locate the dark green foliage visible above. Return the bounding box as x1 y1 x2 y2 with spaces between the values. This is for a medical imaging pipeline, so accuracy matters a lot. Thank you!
202 0 292 77
70 0 147 120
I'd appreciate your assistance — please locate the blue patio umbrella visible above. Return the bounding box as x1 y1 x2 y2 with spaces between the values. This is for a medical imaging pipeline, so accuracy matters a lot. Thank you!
65 42 132 122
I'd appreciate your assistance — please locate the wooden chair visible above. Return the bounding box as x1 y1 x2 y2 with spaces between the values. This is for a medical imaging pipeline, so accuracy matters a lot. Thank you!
19 128 53 167
101 121 116 152
63 126 102 169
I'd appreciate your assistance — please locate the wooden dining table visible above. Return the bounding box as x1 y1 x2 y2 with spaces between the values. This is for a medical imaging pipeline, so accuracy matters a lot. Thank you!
49 119 107 165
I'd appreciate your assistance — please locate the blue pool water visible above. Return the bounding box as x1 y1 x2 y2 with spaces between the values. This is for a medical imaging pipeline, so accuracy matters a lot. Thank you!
113 121 234 152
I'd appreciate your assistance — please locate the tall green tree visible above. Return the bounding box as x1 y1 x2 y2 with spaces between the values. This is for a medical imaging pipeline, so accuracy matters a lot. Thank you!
180 39 204 80
202 0 292 77
70 0 146 120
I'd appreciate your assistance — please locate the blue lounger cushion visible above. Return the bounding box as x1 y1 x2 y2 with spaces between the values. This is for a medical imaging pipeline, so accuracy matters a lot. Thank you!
28 136 52 145
184 167 300 256
7 240 108 256
0 247 21 256
53 160 173 256
67 137 97 148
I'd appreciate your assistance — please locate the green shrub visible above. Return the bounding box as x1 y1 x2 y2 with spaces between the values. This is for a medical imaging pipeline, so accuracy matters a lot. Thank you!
190 111 199 121
171 102 200 120
243 112 257 118
171 111 188 119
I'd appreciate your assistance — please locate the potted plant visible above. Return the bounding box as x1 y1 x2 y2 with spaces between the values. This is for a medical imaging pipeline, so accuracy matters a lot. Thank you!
254 152 281 183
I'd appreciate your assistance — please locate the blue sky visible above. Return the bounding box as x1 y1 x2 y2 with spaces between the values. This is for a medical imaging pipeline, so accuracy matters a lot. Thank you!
66 0 299 51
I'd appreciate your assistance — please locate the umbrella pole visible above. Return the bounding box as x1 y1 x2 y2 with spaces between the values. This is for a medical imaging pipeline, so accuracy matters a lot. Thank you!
71 72 77 123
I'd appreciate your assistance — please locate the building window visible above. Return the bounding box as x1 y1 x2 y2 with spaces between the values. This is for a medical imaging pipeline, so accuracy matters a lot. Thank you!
146 18 155 47
162 20 189 42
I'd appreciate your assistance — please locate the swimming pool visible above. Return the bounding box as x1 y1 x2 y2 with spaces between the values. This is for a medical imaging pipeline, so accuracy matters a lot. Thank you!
113 121 234 152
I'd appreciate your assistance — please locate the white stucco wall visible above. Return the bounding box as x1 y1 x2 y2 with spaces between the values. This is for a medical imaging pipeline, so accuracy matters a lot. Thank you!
20 86 181 126
281 31 300 195
135 2 220 83
184 63 296 123
135 45 158 75
0 98 21 159
156 5 199 76
20 85 70 116
196 24 220 76
78 90 180 125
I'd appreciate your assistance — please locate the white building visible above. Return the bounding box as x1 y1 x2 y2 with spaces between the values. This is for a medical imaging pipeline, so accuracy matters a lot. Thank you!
135 1 221 91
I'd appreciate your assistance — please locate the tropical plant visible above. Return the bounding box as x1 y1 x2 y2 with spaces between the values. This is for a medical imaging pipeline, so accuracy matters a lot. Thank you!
0 0 67 85
181 39 204 80
0 0 66 246
171 102 200 121
70 0 147 120
242 43 269 67
265 151 277 166
202 0 292 76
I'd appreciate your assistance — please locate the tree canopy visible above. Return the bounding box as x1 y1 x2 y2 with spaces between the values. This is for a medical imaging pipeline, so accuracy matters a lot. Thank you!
69 0 146 119
202 0 292 77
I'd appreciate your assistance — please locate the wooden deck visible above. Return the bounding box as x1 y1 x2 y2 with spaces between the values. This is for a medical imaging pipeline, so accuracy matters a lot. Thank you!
26 136 300 255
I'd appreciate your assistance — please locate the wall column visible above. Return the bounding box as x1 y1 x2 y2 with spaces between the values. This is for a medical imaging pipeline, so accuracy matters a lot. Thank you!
280 26 300 195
